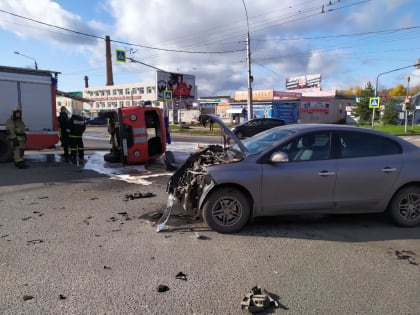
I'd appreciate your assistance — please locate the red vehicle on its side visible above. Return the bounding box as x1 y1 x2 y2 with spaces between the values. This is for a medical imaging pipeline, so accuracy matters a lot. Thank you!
103 106 168 165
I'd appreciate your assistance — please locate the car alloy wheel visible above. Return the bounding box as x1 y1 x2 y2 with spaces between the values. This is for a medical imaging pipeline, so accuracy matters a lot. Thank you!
389 185 420 227
202 187 250 233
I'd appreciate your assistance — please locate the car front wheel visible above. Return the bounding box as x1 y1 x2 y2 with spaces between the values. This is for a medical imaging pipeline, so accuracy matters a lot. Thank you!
202 187 251 233
389 186 420 227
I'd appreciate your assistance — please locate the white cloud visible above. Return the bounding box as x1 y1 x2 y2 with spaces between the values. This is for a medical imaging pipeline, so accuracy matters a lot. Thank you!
1 0 418 94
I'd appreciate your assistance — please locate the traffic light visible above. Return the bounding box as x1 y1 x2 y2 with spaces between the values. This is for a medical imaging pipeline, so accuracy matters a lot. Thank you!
404 97 412 111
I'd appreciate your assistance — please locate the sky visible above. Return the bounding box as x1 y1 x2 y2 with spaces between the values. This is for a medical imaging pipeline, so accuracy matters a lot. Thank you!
1 0 420 97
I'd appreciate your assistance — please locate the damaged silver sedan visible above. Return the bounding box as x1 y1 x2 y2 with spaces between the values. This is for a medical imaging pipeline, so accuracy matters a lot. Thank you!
165 116 420 233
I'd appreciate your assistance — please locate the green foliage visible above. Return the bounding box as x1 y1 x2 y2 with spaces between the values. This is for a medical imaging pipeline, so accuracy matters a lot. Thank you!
352 82 378 123
360 124 420 135
381 100 399 125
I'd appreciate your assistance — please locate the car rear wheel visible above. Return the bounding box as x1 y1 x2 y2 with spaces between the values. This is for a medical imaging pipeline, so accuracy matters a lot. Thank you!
389 186 420 227
202 187 250 233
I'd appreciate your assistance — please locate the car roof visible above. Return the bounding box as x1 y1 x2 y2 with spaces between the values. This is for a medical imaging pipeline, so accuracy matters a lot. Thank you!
272 123 416 146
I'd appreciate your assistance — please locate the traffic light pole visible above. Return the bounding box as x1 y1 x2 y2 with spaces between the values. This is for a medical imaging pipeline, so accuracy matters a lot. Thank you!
375 62 420 131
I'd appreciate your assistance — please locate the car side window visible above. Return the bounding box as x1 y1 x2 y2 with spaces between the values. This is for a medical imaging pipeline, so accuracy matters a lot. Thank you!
250 120 260 127
261 120 270 127
339 132 402 159
279 132 331 162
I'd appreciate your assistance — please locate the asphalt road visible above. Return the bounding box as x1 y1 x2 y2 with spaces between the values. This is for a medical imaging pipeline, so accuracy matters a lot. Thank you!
0 128 419 314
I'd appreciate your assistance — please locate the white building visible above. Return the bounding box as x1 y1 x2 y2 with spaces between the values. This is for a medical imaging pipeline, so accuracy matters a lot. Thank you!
83 82 157 116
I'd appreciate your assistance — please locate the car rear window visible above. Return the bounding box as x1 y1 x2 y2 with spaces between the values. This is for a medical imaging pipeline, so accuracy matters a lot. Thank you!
339 132 402 158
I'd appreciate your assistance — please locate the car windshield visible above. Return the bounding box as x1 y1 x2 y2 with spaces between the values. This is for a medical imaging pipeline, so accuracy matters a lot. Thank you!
204 115 294 157
240 127 295 154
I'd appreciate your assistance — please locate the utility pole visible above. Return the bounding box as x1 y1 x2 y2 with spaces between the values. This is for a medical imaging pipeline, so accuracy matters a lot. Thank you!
405 76 410 132
242 0 253 120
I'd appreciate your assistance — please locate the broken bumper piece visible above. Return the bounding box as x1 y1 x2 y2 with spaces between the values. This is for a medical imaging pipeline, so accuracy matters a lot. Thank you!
156 193 175 232
241 286 279 313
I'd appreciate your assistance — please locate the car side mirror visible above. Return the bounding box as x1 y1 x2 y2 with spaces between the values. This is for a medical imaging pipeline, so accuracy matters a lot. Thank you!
270 151 289 163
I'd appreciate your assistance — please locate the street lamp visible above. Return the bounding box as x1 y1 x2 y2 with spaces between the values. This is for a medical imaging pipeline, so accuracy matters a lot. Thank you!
375 62 420 131
241 0 253 120
14 51 38 70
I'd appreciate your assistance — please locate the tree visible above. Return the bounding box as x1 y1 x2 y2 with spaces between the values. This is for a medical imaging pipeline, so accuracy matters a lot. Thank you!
382 100 399 125
389 84 406 96
352 82 377 124
342 86 362 96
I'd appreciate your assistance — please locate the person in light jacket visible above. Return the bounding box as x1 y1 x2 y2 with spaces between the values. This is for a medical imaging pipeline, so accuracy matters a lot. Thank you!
6 107 27 168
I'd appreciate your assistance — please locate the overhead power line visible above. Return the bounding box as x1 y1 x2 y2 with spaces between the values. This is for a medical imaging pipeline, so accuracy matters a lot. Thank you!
0 9 245 54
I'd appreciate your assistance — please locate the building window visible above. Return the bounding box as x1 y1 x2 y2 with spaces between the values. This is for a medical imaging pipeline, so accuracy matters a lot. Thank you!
139 87 144 94
125 88 130 94
147 87 152 93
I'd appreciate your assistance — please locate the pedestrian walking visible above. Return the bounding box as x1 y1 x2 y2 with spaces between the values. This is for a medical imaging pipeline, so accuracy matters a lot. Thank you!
58 106 70 160
6 107 28 168
209 118 214 131
67 109 86 165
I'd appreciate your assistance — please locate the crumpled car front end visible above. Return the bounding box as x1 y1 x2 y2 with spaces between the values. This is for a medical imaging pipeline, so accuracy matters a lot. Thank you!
157 116 246 232
167 144 242 218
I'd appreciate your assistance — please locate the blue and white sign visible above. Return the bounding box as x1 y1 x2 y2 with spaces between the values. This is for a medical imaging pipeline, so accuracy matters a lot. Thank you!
164 90 172 100
369 97 380 108
116 49 126 62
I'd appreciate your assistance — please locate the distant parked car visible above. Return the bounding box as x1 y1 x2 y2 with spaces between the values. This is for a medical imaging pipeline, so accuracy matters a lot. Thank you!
86 117 107 125
231 117 286 139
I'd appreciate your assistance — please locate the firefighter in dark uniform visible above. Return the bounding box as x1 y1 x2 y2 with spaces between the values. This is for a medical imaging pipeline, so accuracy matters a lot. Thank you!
67 109 86 164
57 106 70 159
6 107 27 168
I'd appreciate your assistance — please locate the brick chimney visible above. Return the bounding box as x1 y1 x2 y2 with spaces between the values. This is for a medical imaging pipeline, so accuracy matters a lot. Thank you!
105 35 114 86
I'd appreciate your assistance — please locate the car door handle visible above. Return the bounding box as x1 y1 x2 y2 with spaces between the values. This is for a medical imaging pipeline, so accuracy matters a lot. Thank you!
317 170 335 176
381 167 397 173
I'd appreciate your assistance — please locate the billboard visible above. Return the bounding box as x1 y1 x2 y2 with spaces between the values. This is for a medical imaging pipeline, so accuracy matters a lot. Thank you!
286 74 321 90
156 71 195 103
300 97 330 113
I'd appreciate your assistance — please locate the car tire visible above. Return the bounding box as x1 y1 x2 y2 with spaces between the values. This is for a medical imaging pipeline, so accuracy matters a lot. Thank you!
202 187 251 233
389 185 420 227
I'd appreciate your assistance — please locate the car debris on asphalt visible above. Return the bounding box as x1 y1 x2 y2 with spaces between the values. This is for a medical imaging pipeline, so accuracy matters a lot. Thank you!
175 272 187 281
241 286 279 313
123 192 155 201
157 284 169 292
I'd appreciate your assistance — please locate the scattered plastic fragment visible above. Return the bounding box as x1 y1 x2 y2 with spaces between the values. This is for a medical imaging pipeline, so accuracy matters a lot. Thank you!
27 239 44 245
395 250 418 265
241 286 279 313
124 192 155 201
194 232 210 240
175 272 187 281
23 295 34 301
156 194 175 232
59 294 67 300
157 284 169 292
